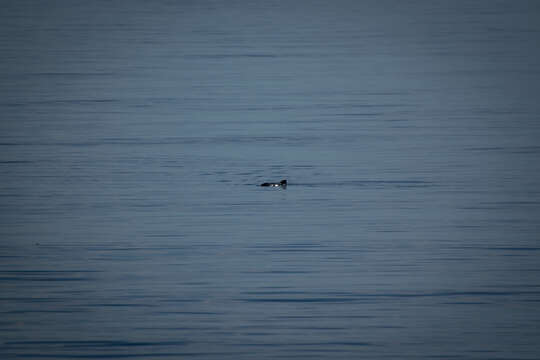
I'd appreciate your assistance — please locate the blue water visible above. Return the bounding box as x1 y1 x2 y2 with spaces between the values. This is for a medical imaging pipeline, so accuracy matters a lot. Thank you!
1 0 540 359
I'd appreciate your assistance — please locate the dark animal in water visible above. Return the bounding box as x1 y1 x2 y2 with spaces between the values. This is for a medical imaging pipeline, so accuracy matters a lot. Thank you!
260 179 287 188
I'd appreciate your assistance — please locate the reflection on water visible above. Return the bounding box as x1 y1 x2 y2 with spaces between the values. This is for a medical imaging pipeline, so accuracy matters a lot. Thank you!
1 0 540 359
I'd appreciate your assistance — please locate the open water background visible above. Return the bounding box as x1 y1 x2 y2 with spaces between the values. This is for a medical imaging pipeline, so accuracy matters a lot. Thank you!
1 0 540 358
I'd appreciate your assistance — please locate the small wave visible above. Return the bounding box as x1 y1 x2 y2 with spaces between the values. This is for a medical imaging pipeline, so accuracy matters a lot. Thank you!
291 180 434 188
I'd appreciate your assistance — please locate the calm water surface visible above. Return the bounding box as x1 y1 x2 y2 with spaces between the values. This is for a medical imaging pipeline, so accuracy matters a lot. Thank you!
1 0 540 359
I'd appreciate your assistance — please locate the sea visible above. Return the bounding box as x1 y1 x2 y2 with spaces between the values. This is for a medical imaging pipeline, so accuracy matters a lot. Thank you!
1 0 540 359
